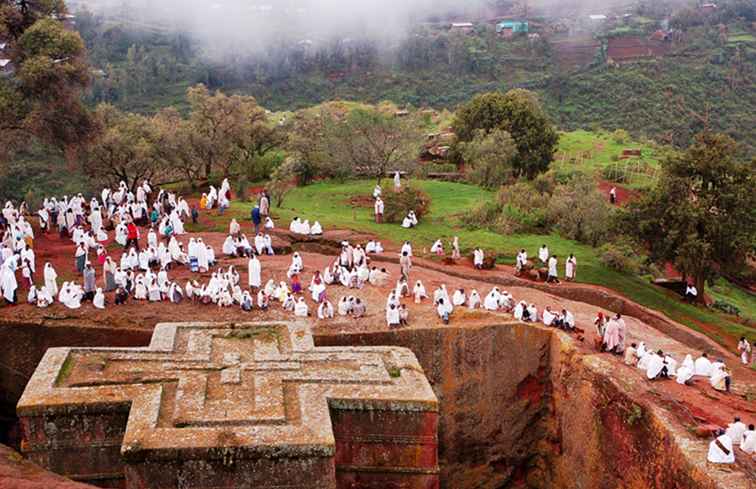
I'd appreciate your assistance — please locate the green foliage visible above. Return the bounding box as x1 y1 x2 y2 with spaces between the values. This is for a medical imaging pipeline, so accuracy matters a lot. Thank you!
459 128 517 188
599 241 642 274
546 176 613 246
624 132 756 297
453 89 559 179
712 300 741 317
469 181 548 234
235 176 249 203
381 186 432 224
612 129 630 145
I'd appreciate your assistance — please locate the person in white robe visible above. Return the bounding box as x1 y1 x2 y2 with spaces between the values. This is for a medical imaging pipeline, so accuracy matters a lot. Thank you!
1 255 18 303
709 360 731 392
229 219 241 237
741 426 756 454
386 303 401 328
36 286 53 308
484 288 500 311
318 300 334 320
93 288 105 309
413 281 428 304
452 288 466 307
547 255 558 282
196 239 209 272
542 307 557 327
289 218 301 233
738 337 752 365
338 297 352 316
44 263 58 297
294 297 309 317
538 245 549 264
707 430 735 464
527 304 538 322
26 285 37 305
565 254 577 281
436 298 452 324
373 184 382 199
725 418 748 446
473 248 485 270
291 252 303 272
451 236 461 260
309 278 326 303
694 354 713 377
310 221 323 235
222 236 236 256
468 290 481 309
248 255 262 288
264 217 275 230
430 239 444 255
645 351 666 380
393 171 401 191
300 220 311 235
263 234 275 255
675 364 694 385
513 301 525 320
63 284 82 309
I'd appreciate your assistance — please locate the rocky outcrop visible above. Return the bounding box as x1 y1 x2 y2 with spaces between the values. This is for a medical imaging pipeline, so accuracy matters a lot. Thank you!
0 443 97 489
538 332 752 489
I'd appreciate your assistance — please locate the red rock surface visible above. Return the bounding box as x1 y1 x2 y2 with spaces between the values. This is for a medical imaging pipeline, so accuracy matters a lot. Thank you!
0 443 97 489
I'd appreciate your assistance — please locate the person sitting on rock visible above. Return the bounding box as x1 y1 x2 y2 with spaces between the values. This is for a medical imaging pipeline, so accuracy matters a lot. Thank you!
707 429 735 464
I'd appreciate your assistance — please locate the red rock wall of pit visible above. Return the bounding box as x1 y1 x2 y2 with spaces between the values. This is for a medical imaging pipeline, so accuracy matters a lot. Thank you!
315 323 553 489
538 333 734 489
0 320 152 448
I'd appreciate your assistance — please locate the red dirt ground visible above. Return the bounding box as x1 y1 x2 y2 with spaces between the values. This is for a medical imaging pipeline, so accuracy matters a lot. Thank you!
598 180 639 206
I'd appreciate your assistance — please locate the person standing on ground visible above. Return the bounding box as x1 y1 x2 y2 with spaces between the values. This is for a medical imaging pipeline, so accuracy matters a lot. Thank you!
400 251 412 282
251 205 261 235
259 191 270 224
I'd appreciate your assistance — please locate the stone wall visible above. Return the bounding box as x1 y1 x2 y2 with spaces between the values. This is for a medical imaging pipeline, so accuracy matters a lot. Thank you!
316 322 553 489
0 320 152 448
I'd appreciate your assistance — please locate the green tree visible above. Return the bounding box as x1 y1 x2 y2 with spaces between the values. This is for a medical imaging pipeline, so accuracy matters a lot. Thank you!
453 89 559 179
184 84 277 180
459 128 517 189
625 133 756 301
320 108 421 183
0 2 93 166
82 104 168 190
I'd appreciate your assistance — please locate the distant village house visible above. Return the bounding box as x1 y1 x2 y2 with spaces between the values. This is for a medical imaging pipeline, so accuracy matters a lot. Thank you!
496 20 529 38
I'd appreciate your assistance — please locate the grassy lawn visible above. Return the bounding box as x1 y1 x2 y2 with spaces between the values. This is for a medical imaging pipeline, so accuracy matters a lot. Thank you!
228 179 755 348
554 130 663 189
709 278 756 322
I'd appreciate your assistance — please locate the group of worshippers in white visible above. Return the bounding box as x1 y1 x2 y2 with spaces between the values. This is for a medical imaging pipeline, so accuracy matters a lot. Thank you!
516 245 578 283
596 313 754 463
371 172 422 230
707 417 755 464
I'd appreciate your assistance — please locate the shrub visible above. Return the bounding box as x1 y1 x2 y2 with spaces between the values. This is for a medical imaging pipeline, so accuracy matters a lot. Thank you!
546 176 613 246
712 300 741 317
235 176 249 203
382 185 432 224
612 129 629 144
599 241 641 274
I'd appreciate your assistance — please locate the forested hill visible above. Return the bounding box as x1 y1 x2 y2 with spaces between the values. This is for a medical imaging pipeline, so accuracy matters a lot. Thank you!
75 1 755 154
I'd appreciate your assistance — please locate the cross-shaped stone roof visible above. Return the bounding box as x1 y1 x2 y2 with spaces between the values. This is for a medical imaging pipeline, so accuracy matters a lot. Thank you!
18 322 438 462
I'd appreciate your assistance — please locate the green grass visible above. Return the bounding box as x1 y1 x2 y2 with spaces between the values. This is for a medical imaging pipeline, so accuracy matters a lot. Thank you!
554 130 663 189
708 279 756 321
228 179 754 347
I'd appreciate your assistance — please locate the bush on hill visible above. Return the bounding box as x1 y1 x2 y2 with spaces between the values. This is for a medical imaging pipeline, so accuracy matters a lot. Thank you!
382 186 431 224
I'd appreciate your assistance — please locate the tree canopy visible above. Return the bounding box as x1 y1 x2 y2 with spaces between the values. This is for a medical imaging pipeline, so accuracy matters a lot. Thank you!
459 128 517 189
453 89 559 179
624 132 756 299
0 0 93 166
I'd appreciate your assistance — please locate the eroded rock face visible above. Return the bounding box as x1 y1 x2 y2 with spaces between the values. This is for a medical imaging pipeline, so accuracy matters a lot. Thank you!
534 333 753 489
16 321 439 489
316 322 553 489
